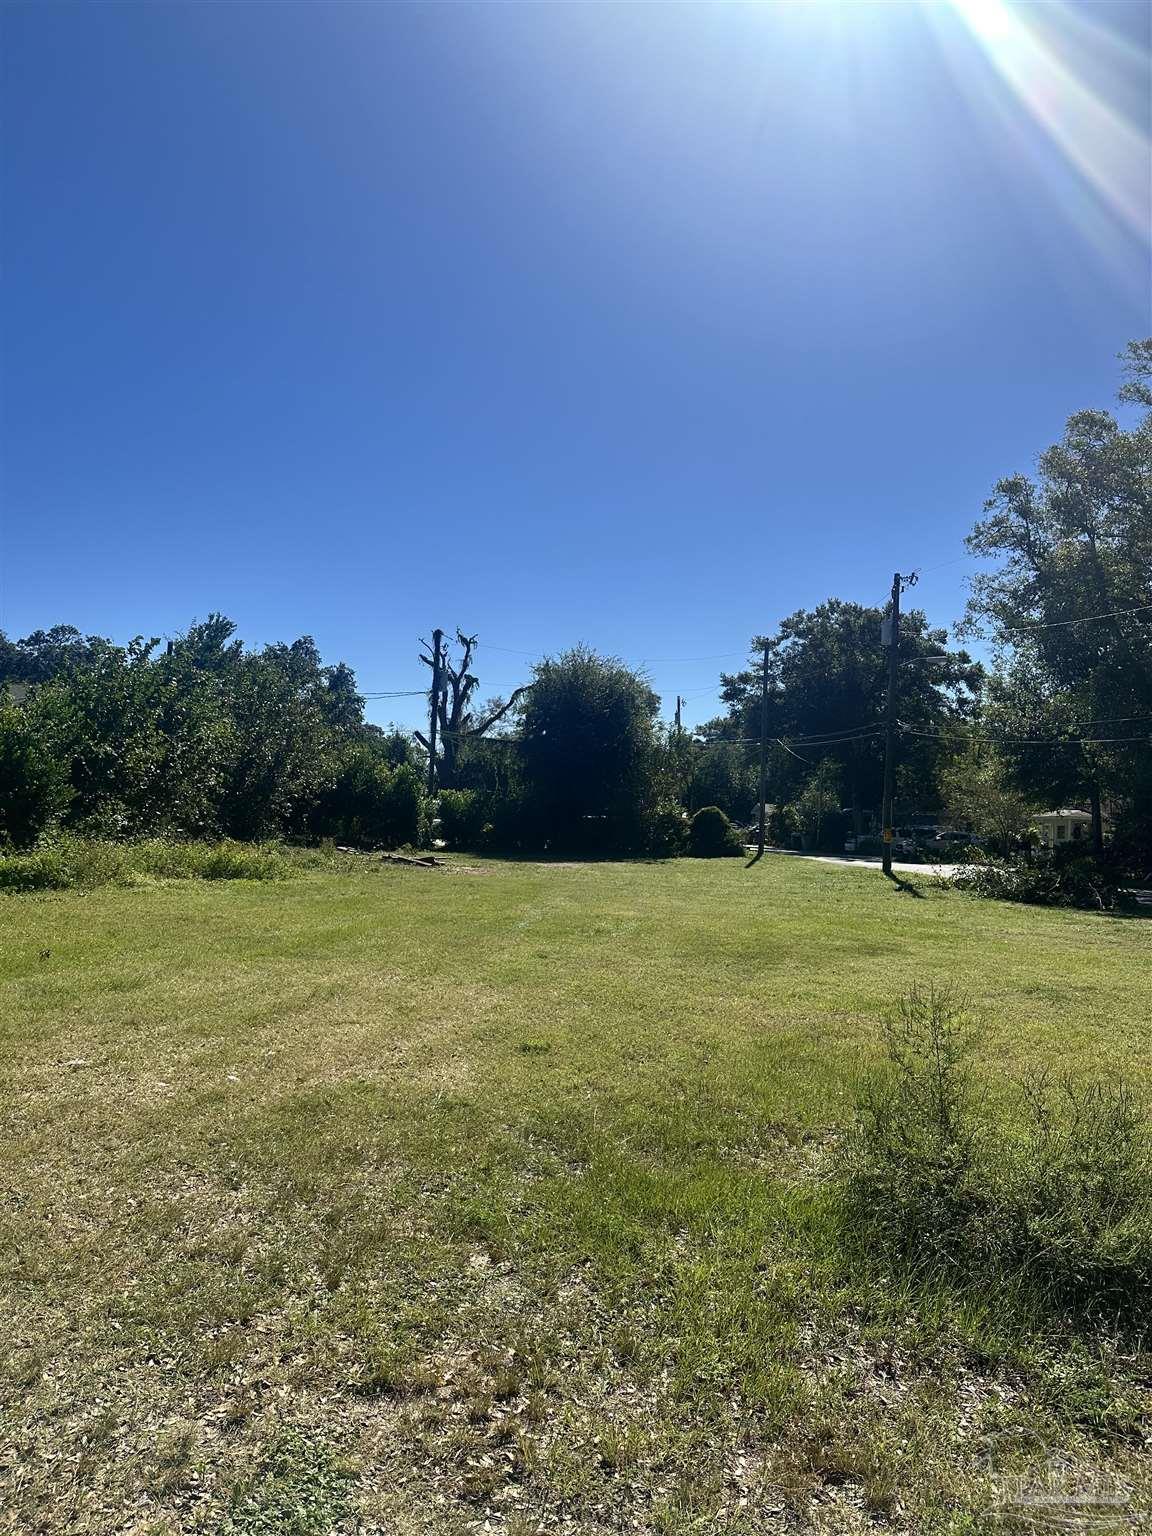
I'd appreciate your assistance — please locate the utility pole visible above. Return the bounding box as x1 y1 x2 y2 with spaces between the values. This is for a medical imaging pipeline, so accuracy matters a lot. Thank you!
880 572 916 876
426 627 444 796
674 695 683 736
756 644 770 858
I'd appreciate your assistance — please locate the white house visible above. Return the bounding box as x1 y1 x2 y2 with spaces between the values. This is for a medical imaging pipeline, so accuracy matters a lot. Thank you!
1034 809 1093 849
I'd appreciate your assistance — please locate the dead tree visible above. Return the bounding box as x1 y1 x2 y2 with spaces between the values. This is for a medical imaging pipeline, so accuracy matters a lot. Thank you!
416 630 531 789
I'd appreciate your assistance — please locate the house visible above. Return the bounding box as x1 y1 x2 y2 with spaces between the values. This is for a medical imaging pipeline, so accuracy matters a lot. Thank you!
1034 809 1093 849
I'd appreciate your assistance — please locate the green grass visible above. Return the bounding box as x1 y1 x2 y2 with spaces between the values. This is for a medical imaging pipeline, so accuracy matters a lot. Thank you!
1 855 1149 1534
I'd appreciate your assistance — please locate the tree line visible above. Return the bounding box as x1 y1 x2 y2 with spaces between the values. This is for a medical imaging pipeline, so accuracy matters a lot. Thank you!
1 342 1148 866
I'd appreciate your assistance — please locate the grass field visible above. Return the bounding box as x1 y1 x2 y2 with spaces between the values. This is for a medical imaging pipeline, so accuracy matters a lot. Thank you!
2 855 1149 1534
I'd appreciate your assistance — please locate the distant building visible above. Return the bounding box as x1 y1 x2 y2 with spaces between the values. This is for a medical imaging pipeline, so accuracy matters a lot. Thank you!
1034 809 1093 849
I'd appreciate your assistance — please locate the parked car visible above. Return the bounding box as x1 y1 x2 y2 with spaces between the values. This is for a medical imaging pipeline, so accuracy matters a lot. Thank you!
844 833 915 857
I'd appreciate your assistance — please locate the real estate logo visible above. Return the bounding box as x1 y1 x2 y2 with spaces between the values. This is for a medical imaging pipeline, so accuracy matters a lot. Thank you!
988 1459 1138 1533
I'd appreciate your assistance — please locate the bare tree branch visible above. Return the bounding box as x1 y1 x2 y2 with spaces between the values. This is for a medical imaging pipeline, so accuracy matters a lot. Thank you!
469 683 533 737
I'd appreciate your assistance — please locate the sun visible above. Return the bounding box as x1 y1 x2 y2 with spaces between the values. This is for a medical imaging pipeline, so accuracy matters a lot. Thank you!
946 0 1017 45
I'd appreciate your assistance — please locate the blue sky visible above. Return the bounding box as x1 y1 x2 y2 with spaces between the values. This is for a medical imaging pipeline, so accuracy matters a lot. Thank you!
2 0 1148 731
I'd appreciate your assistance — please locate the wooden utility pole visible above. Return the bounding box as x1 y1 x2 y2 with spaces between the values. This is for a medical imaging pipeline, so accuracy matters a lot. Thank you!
881 573 902 876
426 627 444 796
756 645 770 858
674 695 683 736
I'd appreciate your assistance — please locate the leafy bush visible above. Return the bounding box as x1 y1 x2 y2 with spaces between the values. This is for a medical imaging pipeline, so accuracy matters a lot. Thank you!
312 748 427 849
686 742 755 824
840 985 1152 1321
688 806 744 858
437 788 489 849
0 836 128 892
0 702 72 848
951 853 1124 910
785 759 842 851
644 800 689 858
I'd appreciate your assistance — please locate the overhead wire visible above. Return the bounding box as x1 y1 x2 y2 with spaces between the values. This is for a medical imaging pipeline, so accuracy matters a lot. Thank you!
1000 602 1152 632
903 727 1151 746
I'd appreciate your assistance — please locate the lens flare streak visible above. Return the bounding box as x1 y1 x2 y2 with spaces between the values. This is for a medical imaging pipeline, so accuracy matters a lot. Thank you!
946 0 1149 244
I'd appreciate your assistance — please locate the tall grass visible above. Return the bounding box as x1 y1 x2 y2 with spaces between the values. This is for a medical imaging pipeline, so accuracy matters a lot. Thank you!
0 835 339 892
839 985 1152 1323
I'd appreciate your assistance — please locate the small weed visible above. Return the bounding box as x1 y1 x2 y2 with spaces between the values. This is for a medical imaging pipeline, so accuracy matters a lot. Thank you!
223 1430 352 1536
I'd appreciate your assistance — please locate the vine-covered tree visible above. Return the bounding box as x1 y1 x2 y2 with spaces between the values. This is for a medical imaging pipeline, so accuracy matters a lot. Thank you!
516 647 662 853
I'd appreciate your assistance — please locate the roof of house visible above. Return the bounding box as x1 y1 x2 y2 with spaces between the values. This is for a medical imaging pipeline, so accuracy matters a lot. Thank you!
1034 809 1093 822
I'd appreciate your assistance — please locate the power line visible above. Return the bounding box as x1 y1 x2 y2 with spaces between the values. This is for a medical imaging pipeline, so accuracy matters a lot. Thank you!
914 549 972 576
777 738 814 766
788 724 884 743
1001 602 1152 632
634 651 749 665
484 641 749 665
903 727 1152 746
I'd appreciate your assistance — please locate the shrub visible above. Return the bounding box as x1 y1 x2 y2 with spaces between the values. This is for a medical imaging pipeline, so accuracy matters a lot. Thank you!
1009 1076 1152 1311
312 749 427 849
688 806 744 858
644 800 689 858
840 986 1152 1322
438 788 489 849
842 985 986 1267
131 838 289 881
951 853 1124 910
0 836 127 892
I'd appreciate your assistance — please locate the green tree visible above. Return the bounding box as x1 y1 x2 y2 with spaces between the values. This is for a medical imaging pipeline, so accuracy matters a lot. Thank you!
516 647 662 854
787 758 842 851
312 743 426 848
0 624 104 684
964 342 1152 856
686 739 755 821
937 740 1038 855
712 602 981 833
217 643 339 840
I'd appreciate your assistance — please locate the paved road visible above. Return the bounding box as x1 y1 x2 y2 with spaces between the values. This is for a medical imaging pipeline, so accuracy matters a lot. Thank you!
747 847 964 879
748 848 1152 905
